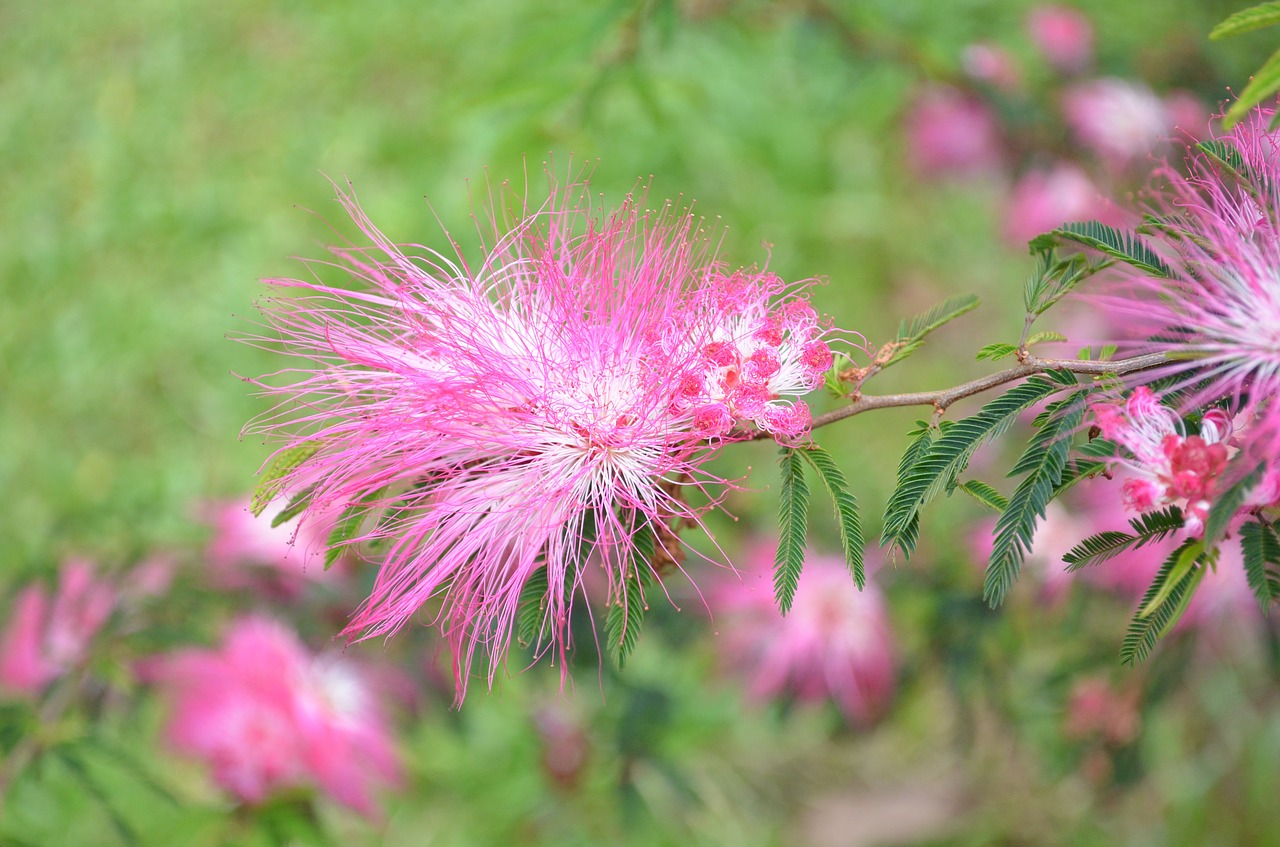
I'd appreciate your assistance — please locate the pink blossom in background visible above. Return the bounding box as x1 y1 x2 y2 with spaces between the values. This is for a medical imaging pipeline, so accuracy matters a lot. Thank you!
1003 163 1117 246
155 617 400 816
247 178 845 701
1026 5 1094 73
962 43 1021 91
1062 78 1171 167
0 559 115 697
904 85 1003 178
1064 677 1140 745
204 497 340 596
1164 91 1212 140
714 544 896 725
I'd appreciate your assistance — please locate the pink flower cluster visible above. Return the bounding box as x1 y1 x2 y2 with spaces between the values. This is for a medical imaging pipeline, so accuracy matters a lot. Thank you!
249 180 843 700
713 544 896 725
1090 388 1233 534
0 559 115 697
153 617 400 816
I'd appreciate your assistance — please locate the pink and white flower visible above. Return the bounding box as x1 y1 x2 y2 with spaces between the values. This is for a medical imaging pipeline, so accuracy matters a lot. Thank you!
1062 78 1172 168
154 617 401 816
713 543 896 725
247 178 844 700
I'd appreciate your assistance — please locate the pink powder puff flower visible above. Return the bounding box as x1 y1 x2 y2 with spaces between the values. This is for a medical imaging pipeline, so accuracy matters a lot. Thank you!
156 617 400 816
1003 163 1119 246
204 497 341 596
1094 110 1280 480
0 558 115 697
903 85 1004 179
1026 5 1094 73
1089 388 1233 534
246 177 844 702
1062 78 1171 168
962 43 1021 91
713 543 896 725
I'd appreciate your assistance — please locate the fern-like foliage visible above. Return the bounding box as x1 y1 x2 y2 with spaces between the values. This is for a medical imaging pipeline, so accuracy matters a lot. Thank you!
1202 460 1264 547
1045 220 1172 278
269 484 317 528
774 449 811 613
882 372 1074 558
324 486 386 569
984 399 1085 607
1062 506 1185 571
1121 538 1205 665
1240 520 1280 609
958 480 1009 512
800 446 865 589
604 522 656 668
251 442 321 516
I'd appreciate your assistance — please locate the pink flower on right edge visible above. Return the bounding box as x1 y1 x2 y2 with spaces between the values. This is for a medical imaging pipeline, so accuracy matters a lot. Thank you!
713 543 896 726
152 617 401 817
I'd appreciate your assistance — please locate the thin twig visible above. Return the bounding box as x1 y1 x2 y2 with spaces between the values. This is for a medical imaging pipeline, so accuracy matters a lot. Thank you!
749 351 1170 440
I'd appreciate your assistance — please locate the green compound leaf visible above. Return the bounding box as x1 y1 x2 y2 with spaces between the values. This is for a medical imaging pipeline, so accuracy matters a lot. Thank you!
1240 520 1280 609
269 485 316 528
1048 220 1172 278
975 342 1018 362
984 400 1085 607
1122 538 1204 665
1211 1 1280 39
604 522 656 669
251 442 321 516
516 565 551 647
894 293 980 345
324 486 386 569
882 374 1072 558
775 448 811 614
957 480 1009 512
800 446 865 589
1063 531 1141 572
1203 461 1265 547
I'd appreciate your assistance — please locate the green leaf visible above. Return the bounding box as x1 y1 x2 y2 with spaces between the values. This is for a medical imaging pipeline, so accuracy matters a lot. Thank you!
957 480 1009 512
269 485 316 528
517 565 551 647
1211 1 1280 39
1239 521 1280 609
895 293 980 345
1225 45 1280 128
883 375 1072 558
975 342 1018 362
251 442 321 516
775 449 811 614
984 400 1085 606
324 487 385 569
604 523 656 668
1063 531 1141 571
800 446 865 588
1140 540 1204 617
1122 538 1202 665
887 423 936 556
1203 461 1264 547
1025 330 1069 346
1076 438 1118 458
1049 220 1172 278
